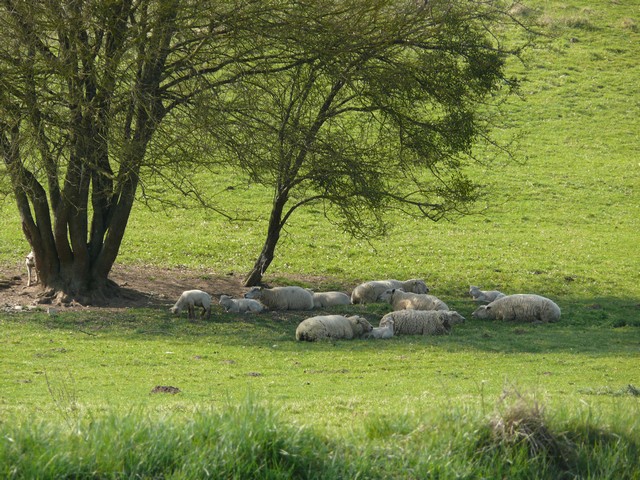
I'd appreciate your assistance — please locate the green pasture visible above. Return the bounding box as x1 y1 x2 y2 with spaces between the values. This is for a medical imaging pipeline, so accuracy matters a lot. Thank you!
1 304 639 424
1 305 639 478
0 0 639 477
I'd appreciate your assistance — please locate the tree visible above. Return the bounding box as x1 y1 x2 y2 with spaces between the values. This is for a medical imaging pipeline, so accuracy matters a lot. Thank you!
1 0 528 299
0 0 284 302
205 0 526 286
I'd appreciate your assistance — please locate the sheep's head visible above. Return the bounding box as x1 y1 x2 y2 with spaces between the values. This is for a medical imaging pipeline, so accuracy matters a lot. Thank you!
170 306 180 315
469 286 481 296
244 287 262 299
410 279 429 294
349 315 373 333
219 295 232 304
378 289 395 303
472 305 491 319
448 311 466 325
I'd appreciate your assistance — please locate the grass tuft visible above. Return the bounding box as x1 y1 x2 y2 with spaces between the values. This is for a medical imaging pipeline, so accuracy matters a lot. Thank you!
487 391 569 462
620 17 637 32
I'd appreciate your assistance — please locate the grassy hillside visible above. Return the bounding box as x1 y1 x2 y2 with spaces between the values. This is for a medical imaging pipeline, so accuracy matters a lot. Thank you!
1 2 637 304
1 1 639 477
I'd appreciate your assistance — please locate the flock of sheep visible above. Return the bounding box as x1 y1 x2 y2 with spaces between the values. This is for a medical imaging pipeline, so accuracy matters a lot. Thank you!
169 278 561 342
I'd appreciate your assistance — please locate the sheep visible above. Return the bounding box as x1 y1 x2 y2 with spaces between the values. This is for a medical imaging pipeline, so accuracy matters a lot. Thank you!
379 310 465 336
469 285 506 303
379 288 449 311
26 251 37 287
306 289 351 308
472 294 561 323
364 319 394 339
170 290 212 320
244 286 314 311
295 315 373 342
350 279 429 304
219 294 266 313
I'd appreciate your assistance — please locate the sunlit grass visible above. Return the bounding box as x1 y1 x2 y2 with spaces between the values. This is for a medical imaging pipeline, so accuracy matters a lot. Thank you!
0 0 639 476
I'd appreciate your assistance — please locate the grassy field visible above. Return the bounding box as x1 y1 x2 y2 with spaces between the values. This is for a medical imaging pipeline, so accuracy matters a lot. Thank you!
1 307 639 478
1 0 639 477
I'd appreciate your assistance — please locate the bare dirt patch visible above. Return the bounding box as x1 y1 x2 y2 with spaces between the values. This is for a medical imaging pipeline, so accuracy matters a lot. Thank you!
0 263 250 312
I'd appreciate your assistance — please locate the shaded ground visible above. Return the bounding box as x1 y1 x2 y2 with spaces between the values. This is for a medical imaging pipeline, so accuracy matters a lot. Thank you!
0 263 250 312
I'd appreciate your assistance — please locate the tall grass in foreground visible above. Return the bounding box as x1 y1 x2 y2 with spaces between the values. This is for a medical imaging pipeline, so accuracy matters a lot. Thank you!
1 396 638 479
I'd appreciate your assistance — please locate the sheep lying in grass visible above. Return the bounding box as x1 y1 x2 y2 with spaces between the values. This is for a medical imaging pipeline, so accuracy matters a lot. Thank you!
219 295 266 313
307 290 351 308
26 251 37 287
295 315 373 342
245 286 314 311
380 310 465 336
350 279 429 304
379 288 449 311
170 290 211 320
469 285 506 303
364 319 394 339
472 294 561 323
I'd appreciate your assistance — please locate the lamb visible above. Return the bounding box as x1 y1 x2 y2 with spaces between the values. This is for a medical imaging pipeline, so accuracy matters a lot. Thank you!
469 285 506 303
26 251 37 287
170 290 212 320
306 290 351 308
379 310 465 336
244 286 314 310
364 319 394 339
219 294 266 313
295 315 373 342
350 279 429 304
472 294 561 323
379 288 449 311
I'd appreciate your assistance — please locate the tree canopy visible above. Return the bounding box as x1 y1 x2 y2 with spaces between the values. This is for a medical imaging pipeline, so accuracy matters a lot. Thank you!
202 0 525 285
0 0 283 300
0 0 528 299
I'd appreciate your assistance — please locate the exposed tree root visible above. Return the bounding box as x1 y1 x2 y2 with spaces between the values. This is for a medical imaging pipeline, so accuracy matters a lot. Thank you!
35 278 122 307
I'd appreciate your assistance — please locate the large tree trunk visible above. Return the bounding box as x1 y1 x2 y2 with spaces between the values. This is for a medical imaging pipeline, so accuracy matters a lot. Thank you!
0 0 178 305
17 166 142 305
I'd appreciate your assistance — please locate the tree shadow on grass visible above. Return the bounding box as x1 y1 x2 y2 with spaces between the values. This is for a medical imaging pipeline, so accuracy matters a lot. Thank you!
8 294 639 355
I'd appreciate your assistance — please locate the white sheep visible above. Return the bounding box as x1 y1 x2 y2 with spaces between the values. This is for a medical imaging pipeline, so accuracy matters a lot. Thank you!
295 315 373 342
306 290 351 308
26 251 37 287
364 319 394 339
170 290 212 320
244 286 314 310
472 294 561 323
219 294 266 313
380 310 465 335
469 285 506 303
379 288 449 311
350 279 429 304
